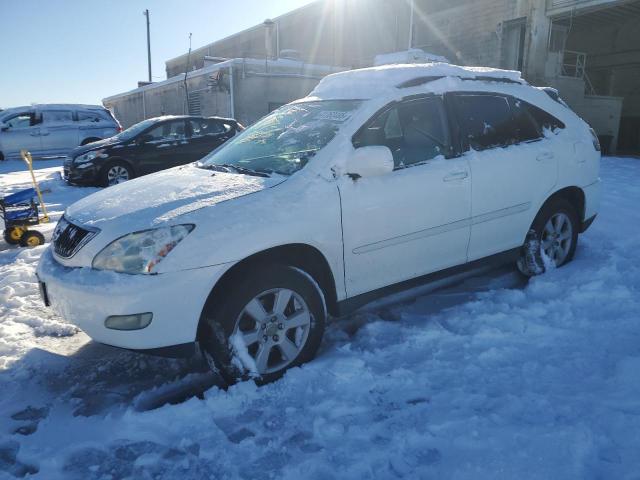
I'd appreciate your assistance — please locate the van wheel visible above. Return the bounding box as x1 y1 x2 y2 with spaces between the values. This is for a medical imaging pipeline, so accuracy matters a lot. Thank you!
199 264 326 385
517 197 579 276
101 161 133 187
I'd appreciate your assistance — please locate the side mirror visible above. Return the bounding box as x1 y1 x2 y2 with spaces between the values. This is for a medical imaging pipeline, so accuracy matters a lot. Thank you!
345 146 394 179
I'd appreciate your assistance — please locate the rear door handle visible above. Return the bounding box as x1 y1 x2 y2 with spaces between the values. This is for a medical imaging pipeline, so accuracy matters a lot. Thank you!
536 152 554 161
443 171 469 182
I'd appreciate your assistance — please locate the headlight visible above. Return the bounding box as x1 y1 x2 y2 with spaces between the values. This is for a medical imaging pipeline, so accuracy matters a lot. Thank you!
74 149 106 164
92 224 195 274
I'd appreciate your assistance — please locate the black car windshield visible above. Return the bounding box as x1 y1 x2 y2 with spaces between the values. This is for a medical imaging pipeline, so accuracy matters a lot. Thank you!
112 118 159 142
198 100 362 176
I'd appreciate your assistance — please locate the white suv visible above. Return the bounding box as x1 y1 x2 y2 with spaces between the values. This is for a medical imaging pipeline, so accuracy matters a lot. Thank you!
37 64 601 383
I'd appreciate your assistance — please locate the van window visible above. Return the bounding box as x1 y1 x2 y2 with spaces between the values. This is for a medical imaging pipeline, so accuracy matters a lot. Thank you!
43 110 73 124
453 94 518 150
354 96 450 169
3 113 32 129
77 110 110 123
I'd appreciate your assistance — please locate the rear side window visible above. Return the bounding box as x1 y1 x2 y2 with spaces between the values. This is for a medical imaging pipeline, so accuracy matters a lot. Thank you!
42 110 73 124
453 94 518 150
510 98 542 143
354 96 451 169
525 102 565 133
190 119 225 137
77 110 110 123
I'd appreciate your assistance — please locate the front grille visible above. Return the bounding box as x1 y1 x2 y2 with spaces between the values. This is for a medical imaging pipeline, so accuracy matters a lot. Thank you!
53 217 99 258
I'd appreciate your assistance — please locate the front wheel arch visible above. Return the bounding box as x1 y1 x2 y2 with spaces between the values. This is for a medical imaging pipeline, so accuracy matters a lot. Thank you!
196 243 338 343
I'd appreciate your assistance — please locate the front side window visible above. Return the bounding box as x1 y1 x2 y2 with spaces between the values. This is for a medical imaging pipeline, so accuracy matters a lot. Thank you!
43 110 73 124
354 96 451 169
146 120 187 142
453 94 518 150
3 113 32 129
200 100 361 176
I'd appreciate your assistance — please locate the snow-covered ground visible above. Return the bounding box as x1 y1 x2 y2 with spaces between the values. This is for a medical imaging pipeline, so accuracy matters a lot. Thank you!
0 156 639 479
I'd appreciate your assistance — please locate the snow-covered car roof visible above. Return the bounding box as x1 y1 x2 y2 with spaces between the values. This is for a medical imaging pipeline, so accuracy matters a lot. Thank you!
306 62 525 101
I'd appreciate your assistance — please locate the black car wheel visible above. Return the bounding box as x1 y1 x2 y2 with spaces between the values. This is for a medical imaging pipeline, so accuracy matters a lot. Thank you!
101 161 133 187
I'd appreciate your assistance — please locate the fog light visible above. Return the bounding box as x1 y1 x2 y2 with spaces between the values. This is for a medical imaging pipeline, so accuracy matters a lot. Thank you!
105 313 153 331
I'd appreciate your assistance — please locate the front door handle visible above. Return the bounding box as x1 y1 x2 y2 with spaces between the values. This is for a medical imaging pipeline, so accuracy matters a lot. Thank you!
443 171 469 182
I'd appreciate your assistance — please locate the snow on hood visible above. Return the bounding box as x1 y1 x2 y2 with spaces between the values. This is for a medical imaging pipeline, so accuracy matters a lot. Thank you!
307 62 524 100
65 164 285 228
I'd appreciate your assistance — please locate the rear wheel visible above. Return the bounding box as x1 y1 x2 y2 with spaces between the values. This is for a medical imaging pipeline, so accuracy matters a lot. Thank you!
199 264 326 385
101 161 133 187
20 230 45 247
517 197 579 276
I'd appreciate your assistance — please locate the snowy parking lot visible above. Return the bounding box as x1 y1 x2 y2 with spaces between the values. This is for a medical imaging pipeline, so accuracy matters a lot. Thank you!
0 156 639 479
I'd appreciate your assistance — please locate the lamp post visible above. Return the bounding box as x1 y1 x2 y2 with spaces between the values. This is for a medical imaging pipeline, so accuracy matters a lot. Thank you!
143 9 152 83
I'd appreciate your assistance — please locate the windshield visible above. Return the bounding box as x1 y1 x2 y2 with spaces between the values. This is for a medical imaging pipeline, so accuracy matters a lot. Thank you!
199 100 362 176
112 118 159 142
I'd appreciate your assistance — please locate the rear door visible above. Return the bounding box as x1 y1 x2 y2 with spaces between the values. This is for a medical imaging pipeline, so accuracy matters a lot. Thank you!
39 109 79 157
184 118 234 162
449 92 559 261
133 119 189 174
0 111 42 159
77 109 118 142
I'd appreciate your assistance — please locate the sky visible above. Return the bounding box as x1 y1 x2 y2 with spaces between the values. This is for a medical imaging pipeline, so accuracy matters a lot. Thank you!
0 0 315 109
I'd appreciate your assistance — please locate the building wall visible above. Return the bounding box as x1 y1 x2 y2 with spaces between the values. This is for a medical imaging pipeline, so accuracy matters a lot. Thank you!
165 0 537 78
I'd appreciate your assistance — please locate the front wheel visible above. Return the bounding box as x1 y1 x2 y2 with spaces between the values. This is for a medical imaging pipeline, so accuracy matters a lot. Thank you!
101 161 133 187
199 264 326 385
517 197 579 276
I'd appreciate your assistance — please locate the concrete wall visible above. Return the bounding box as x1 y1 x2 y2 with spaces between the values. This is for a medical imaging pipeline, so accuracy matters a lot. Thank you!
104 62 332 128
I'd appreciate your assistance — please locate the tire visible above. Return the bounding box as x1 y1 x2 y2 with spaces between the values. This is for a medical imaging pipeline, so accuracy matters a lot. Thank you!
80 137 101 146
199 264 326 385
19 230 45 247
517 197 579 276
100 161 133 187
4 227 23 245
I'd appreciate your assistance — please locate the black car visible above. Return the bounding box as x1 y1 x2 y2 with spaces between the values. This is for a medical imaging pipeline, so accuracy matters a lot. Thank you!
64 115 243 187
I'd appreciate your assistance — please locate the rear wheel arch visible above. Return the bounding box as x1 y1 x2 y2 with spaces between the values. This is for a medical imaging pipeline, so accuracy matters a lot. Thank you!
543 187 585 223
100 157 136 175
196 243 338 342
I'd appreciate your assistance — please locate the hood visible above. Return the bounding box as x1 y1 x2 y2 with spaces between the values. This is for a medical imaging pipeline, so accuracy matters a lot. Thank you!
69 136 123 157
65 164 286 229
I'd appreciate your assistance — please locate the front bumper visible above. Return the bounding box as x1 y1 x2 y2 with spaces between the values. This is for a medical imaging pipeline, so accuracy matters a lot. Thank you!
36 248 230 351
63 158 99 185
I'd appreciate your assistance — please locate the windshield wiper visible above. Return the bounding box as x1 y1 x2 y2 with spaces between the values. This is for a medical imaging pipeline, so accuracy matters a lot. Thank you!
200 163 271 178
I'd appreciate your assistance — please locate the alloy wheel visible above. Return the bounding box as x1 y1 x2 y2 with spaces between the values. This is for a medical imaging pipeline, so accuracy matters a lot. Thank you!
541 212 573 266
232 288 312 375
107 165 130 186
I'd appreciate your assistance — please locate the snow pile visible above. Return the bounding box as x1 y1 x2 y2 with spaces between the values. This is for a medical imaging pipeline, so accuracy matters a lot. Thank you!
1 157 640 478
308 63 524 100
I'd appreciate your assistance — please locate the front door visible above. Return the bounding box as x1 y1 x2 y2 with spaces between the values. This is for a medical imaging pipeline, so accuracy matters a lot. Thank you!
135 119 189 174
1 111 42 159
339 96 472 297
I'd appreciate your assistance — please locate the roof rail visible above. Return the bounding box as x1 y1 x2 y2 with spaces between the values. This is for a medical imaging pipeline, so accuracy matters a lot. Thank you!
397 74 525 89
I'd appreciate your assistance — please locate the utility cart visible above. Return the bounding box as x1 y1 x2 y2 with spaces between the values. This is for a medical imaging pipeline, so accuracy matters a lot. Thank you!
0 151 49 247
